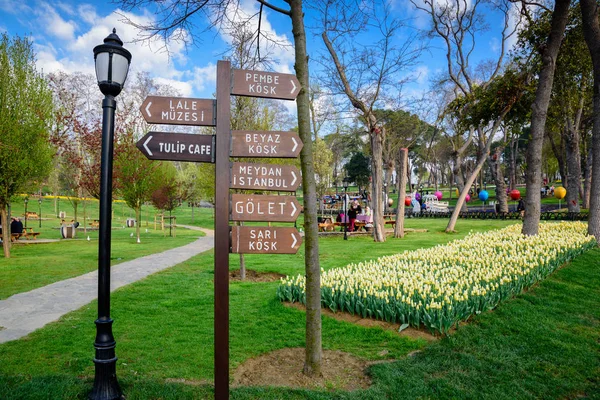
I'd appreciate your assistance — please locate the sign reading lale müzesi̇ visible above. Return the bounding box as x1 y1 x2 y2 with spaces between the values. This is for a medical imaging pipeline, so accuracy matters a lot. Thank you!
140 96 216 126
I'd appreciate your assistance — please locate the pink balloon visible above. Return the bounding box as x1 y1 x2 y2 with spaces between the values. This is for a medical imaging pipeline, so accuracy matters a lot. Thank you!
465 194 471 202
434 191 443 201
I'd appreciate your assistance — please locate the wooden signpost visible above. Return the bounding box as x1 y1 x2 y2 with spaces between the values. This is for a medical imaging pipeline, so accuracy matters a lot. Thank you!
230 162 301 191
230 194 301 222
140 96 216 126
136 132 215 162
231 226 302 254
137 61 302 400
230 130 303 158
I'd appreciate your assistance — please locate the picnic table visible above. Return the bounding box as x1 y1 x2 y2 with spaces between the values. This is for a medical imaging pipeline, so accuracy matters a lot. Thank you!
10 227 41 242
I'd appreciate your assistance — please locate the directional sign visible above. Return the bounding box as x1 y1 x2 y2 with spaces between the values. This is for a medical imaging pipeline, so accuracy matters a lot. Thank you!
231 131 303 158
230 162 300 192
140 96 216 126
230 226 302 254
231 69 301 100
136 132 215 163
230 194 301 222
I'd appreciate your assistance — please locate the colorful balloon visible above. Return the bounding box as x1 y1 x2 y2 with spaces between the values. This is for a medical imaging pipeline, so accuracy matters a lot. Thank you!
388 198 394 206
404 197 411 206
478 190 489 201
434 191 443 200
415 192 421 201
465 194 471 202
554 187 566 200
509 189 521 200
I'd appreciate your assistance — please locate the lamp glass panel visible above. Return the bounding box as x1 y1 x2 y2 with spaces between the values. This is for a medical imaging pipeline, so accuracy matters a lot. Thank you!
111 53 130 86
95 52 110 82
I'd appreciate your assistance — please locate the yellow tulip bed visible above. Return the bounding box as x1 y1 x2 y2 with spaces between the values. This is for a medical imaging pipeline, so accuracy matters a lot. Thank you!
277 222 596 334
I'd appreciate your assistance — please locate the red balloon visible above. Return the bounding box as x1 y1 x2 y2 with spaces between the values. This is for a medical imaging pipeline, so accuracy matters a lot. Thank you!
510 189 521 200
404 197 411 206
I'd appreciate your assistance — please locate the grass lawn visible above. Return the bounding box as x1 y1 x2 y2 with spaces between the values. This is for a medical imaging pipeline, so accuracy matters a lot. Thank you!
1 219 598 399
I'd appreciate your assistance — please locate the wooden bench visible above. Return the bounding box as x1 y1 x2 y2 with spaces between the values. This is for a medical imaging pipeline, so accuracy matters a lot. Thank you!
385 220 396 227
11 233 23 242
25 212 40 220
22 228 41 240
89 221 100 228
318 223 335 232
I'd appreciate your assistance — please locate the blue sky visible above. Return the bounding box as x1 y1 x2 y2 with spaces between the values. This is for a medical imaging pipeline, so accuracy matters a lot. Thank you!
0 0 519 125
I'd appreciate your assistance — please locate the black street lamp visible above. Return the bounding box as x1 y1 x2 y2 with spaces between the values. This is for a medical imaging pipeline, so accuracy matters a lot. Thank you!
343 178 349 240
24 198 28 228
91 28 131 400
38 198 42 228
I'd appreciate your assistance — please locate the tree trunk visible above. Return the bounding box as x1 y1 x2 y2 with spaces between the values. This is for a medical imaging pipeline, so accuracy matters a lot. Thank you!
446 152 488 232
565 127 582 212
583 147 592 209
370 127 386 242
581 0 600 243
1 206 10 258
290 0 322 377
489 148 508 213
135 205 141 242
522 0 570 236
452 155 467 212
394 149 408 238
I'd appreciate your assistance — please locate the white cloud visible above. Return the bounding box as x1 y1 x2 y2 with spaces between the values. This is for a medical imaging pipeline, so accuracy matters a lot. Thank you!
189 64 217 95
414 65 429 84
35 2 78 41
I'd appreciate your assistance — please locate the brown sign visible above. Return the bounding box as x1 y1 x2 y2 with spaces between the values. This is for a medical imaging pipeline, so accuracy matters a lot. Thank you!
230 162 300 191
140 96 216 126
230 194 301 222
136 132 215 162
231 69 301 100
230 131 303 158
230 226 302 254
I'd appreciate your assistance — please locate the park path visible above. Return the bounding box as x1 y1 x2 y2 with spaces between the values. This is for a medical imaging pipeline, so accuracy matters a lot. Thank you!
0 225 214 344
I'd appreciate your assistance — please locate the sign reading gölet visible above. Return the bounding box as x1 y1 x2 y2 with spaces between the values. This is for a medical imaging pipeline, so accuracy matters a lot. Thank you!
230 131 303 158
140 96 216 126
136 132 215 162
230 194 301 222
230 226 302 254
231 69 301 100
230 162 300 191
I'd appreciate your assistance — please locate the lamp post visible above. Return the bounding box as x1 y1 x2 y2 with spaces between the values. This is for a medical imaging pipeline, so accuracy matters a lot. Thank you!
24 198 28 228
91 28 131 400
343 178 349 240
38 198 42 228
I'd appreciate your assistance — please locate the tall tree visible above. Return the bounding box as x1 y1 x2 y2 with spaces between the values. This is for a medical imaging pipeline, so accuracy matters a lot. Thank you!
119 0 323 376
580 0 600 243
413 0 521 231
0 34 54 257
520 0 571 235
319 0 421 241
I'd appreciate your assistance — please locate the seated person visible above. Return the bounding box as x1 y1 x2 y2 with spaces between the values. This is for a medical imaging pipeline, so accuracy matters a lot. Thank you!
10 217 24 234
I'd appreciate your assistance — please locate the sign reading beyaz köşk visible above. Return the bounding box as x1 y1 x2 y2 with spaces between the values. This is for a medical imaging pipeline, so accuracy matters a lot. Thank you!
229 162 300 191
230 226 302 254
230 130 303 158
231 69 301 100
230 194 301 222
140 96 216 126
136 132 214 163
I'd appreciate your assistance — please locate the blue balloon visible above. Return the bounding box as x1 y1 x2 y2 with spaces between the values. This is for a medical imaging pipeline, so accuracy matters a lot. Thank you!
479 190 489 201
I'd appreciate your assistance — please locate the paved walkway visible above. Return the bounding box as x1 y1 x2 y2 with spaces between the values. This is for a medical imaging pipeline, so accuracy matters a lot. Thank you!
0 225 214 344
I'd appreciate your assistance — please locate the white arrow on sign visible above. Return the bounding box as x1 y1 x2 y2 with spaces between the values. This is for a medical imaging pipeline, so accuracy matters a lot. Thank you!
145 101 152 118
290 201 297 217
143 135 153 156
291 232 298 248
291 137 298 152
291 171 297 187
290 79 297 95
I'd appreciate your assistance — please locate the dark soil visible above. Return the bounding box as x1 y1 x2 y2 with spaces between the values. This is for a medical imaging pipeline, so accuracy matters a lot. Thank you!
232 347 371 391
229 269 286 282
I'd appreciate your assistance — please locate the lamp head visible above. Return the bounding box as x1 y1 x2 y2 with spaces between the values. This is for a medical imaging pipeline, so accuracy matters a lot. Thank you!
93 28 132 97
